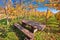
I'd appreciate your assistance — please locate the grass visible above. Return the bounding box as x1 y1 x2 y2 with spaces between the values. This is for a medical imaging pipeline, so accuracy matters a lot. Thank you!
0 15 60 40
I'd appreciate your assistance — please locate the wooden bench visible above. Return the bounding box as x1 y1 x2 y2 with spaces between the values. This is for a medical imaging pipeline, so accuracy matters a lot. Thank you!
22 20 46 33
14 23 34 40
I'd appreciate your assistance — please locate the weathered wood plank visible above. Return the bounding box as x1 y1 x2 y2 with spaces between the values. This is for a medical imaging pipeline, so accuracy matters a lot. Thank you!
14 23 34 39
22 20 46 31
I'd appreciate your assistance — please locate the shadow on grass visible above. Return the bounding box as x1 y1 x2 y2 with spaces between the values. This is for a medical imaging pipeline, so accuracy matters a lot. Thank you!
0 28 7 38
9 25 26 40
0 19 7 25
44 26 60 34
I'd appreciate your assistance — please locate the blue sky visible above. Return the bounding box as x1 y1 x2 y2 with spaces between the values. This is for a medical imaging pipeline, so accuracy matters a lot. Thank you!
36 7 60 14
0 0 60 13
0 0 4 6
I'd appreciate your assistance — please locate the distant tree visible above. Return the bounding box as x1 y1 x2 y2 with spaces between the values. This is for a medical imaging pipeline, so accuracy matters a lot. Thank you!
36 0 45 2
45 0 60 10
55 12 60 27
3 0 12 25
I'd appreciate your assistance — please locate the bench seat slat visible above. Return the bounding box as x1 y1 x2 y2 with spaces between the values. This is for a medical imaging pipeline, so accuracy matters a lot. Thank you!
14 23 34 39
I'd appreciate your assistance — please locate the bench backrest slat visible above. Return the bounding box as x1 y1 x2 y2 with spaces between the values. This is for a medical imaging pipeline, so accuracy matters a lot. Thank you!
22 20 46 30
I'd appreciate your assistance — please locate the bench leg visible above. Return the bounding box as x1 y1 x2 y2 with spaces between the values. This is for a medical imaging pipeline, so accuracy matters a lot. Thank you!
31 26 38 33
24 38 33 40
30 38 34 40
24 37 29 40
24 37 33 40
34 29 38 33
30 26 34 33
22 22 26 28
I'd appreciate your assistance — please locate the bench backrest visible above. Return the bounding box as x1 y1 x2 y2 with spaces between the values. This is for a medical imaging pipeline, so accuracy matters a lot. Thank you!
22 20 46 31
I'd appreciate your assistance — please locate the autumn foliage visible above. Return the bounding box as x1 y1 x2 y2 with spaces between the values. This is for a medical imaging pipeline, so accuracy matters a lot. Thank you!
55 12 60 21
0 5 54 20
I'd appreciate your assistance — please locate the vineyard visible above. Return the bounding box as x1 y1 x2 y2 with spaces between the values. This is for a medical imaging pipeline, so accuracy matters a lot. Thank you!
0 0 60 40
